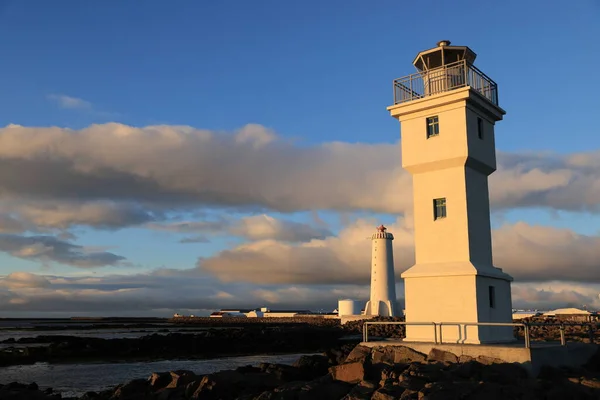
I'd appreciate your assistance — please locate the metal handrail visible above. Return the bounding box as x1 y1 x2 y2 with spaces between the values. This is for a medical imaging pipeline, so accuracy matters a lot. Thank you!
363 321 437 344
392 59 499 106
524 322 598 346
457 322 530 348
361 320 597 349
438 322 462 344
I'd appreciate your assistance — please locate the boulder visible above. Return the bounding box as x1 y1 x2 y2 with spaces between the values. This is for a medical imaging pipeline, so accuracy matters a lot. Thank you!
372 347 395 365
427 348 458 364
580 378 600 389
344 345 371 364
450 360 484 380
418 381 477 400
192 370 282 399
341 380 376 400
259 363 303 382
293 355 330 380
371 384 406 400
475 355 504 365
392 346 427 363
480 363 529 385
148 372 171 391
111 378 150 399
329 361 366 384
165 370 197 388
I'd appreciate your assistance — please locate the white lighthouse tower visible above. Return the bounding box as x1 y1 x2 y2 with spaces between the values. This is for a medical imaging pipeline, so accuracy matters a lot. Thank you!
387 41 514 343
365 225 398 317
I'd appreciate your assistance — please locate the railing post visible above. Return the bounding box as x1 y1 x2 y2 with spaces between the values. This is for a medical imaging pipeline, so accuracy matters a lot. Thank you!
433 323 438 344
588 324 594 343
559 324 565 346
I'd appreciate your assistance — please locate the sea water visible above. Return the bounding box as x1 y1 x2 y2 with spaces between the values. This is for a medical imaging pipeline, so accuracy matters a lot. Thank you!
0 354 314 398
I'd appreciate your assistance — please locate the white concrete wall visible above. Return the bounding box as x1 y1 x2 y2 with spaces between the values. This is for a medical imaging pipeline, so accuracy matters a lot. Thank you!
263 312 298 318
389 87 514 344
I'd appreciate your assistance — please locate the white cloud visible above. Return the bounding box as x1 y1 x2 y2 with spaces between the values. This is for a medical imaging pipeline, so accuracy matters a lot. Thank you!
199 216 600 285
0 272 51 289
47 94 92 110
0 123 597 220
0 234 125 268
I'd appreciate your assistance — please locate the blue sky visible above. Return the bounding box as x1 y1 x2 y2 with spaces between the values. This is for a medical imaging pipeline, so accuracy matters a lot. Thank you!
0 1 599 316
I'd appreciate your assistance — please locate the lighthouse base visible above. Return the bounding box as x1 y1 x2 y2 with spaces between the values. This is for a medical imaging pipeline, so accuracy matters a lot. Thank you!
402 261 514 344
365 299 397 317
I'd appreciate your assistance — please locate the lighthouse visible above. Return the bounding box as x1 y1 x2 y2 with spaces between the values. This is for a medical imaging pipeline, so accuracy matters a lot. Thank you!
364 225 398 317
387 41 514 343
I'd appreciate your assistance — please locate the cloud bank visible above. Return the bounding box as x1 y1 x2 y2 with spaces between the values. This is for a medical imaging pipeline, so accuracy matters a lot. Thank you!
0 122 598 314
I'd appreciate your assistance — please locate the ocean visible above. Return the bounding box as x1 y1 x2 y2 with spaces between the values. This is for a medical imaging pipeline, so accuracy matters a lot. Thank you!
0 354 313 398
0 319 315 397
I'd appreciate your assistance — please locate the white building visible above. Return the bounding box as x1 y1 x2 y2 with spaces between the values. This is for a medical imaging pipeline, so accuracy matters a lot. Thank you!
338 299 360 317
388 40 514 344
364 225 398 317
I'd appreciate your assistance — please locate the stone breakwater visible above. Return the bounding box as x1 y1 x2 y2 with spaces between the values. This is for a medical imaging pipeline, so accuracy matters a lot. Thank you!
169 317 342 327
2 343 599 399
0 326 347 367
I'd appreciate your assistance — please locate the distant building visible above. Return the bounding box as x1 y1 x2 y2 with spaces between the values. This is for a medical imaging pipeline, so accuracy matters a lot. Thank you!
210 311 246 318
544 308 593 322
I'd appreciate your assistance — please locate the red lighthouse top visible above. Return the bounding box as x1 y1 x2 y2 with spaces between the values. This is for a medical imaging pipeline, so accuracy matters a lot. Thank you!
377 224 387 232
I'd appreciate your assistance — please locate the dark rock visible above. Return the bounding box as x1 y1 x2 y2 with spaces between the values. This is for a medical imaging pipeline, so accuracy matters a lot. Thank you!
111 378 150 399
344 345 371 364
259 363 303 382
427 348 458 364
418 381 478 400
341 380 377 400
293 355 330 379
236 365 261 374
463 382 505 400
458 355 474 363
372 347 395 365
27 383 39 391
372 384 406 400
165 370 196 388
79 392 100 400
399 389 419 399
392 346 427 364
148 372 171 391
184 380 202 399
450 360 485 380
475 355 504 365
380 363 410 381
329 361 366 384
192 370 282 399
255 375 352 400
480 363 529 385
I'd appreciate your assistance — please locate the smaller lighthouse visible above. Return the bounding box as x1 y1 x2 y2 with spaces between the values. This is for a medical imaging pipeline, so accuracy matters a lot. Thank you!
365 225 398 317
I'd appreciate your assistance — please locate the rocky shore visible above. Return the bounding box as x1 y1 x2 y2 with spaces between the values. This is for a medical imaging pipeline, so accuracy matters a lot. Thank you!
0 325 348 367
2 343 599 399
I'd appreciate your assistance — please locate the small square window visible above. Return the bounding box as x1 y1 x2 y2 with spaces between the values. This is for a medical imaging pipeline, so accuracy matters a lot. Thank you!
433 197 446 220
426 116 439 138
477 117 484 139
489 286 496 308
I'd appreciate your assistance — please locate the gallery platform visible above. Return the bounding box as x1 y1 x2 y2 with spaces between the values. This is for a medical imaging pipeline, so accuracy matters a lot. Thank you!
360 339 598 377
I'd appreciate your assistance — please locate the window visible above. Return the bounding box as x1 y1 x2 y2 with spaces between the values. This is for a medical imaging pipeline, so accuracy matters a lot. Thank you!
433 198 446 220
426 116 439 138
477 117 484 139
489 286 496 308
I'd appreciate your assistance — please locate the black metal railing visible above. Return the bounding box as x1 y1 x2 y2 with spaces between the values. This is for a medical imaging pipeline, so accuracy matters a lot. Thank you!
393 59 499 106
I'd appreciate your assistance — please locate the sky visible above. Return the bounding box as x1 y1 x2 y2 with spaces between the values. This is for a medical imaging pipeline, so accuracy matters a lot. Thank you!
0 0 599 317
